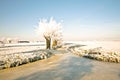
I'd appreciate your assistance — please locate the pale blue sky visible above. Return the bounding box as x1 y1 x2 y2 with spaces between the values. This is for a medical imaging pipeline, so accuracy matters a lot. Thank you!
0 0 120 41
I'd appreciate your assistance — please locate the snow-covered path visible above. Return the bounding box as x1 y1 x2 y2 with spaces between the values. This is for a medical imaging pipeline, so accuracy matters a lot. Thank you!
0 50 120 80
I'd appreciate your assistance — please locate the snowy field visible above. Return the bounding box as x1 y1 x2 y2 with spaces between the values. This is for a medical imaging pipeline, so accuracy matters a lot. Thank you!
0 41 120 80
0 42 45 56
65 41 120 52
0 41 120 56
0 42 53 69
63 41 120 63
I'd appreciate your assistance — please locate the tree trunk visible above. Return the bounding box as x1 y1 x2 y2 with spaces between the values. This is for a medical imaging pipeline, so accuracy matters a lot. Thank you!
52 40 57 49
45 36 51 49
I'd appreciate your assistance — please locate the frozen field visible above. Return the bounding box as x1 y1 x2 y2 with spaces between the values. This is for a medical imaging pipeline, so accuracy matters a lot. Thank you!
0 41 120 56
0 41 120 80
0 42 45 56
0 41 120 57
65 41 120 52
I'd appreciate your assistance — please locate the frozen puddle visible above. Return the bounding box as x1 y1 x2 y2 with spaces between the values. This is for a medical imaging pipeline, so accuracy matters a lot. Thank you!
0 52 120 80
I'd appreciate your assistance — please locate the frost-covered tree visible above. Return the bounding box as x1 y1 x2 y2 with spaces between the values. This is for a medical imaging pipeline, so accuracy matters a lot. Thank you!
36 17 63 49
52 29 63 49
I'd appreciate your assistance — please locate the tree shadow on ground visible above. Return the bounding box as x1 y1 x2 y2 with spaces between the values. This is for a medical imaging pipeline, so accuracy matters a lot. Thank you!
16 54 93 80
